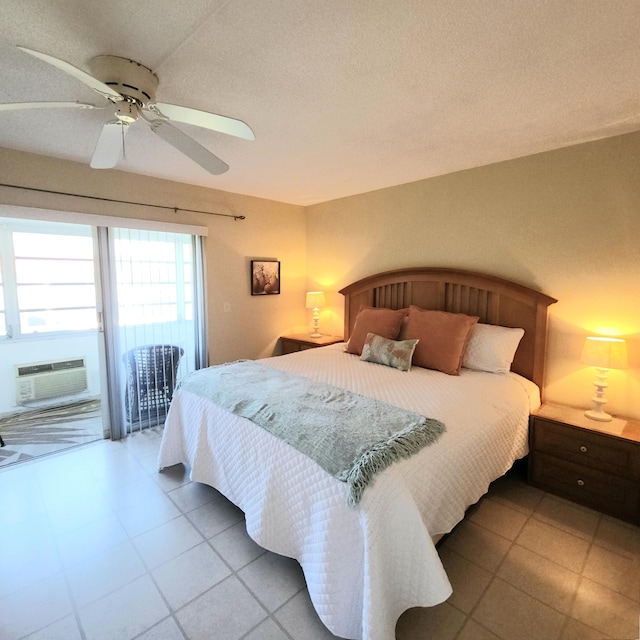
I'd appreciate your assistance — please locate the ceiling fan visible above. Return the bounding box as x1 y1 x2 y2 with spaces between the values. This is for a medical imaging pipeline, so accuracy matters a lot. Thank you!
0 46 255 174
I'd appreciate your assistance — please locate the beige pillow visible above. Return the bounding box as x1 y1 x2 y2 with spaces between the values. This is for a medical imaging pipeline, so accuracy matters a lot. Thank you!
403 306 479 375
345 306 407 355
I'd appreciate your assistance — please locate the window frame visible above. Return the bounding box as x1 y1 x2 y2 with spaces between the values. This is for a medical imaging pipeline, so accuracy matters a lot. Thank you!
0 219 99 340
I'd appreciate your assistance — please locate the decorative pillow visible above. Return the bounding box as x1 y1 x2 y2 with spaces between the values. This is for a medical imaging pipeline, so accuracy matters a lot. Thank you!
345 306 407 355
462 323 525 374
360 333 419 372
403 306 479 375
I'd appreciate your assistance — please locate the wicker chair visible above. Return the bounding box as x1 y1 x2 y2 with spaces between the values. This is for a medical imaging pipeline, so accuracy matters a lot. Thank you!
123 345 184 427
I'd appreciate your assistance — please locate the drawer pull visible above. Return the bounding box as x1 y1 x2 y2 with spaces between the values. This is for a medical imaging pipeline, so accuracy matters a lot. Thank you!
579 445 588 453
577 479 585 487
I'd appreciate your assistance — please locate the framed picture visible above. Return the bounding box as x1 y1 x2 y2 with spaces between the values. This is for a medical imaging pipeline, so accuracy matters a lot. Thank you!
251 260 280 295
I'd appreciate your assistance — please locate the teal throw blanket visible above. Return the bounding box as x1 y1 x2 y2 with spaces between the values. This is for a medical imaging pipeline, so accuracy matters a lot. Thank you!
180 360 445 506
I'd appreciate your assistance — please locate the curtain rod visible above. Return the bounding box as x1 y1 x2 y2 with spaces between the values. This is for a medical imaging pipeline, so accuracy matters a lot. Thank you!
0 182 246 220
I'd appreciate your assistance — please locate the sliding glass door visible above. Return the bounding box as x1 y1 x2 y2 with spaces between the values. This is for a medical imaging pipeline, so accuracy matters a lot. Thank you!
100 227 207 440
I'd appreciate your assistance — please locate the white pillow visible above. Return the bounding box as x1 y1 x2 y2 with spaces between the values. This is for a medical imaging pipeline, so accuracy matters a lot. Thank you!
462 323 525 374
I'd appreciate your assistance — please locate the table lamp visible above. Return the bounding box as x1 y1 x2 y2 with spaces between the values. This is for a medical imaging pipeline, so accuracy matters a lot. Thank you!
580 336 628 421
306 291 326 338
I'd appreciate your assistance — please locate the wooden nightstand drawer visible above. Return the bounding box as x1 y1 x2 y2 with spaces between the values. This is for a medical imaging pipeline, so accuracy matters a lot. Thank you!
529 404 640 524
280 334 343 355
530 452 640 522
282 341 319 354
281 339 303 354
531 418 638 479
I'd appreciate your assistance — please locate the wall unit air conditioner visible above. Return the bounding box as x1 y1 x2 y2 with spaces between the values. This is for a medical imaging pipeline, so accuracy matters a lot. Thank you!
15 357 88 404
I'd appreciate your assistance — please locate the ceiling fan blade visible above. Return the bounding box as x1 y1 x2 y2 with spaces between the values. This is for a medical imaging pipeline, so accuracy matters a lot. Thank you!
17 46 123 101
90 121 128 169
0 101 100 112
150 120 229 174
149 102 255 140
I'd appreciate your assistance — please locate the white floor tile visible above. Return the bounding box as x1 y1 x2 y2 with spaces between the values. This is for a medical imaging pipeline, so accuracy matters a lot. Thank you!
244 618 292 640
44 490 114 537
116 492 181 537
149 461 191 490
101 475 167 513
78 574 169 640
65 540 147 608
1 476 48 527
152 542 231 609
473 577 565 640
135 616 187 640
516 518 590 573
0 531 62 597
55 513 129 568
22 614 82 640
176 576 267 640
238 552 306 612
0 573 73 640
275 590 346 640
89 455 148 488
185 491 244 539
132 514 204 569
167 481 220 513
209 520 266 570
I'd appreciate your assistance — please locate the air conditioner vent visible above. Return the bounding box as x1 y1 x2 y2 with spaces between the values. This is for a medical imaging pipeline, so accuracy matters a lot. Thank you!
17 358 86 377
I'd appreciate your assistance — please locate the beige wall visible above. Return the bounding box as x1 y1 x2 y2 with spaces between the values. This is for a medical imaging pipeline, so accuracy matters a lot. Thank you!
3 133 639 420
0 148 307 364
305 132 640 419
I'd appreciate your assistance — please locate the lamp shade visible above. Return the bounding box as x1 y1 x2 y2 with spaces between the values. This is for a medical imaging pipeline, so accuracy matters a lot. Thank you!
305 291 326 309
580 337 628 370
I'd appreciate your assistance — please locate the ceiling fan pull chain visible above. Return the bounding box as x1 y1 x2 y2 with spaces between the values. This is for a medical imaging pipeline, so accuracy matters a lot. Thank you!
121 122 126 160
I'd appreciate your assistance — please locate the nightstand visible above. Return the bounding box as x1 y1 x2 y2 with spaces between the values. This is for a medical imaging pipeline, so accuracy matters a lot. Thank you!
280 333 344 354
529 403 640 524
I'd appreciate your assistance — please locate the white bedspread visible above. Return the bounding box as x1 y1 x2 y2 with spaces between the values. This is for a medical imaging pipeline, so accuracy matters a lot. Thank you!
158 344 539 640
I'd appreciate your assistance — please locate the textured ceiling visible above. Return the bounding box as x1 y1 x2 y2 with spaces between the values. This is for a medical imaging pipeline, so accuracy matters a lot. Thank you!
0 0 639 206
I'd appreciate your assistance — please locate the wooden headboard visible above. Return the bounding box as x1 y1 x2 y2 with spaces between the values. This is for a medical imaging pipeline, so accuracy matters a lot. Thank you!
339 267 557 389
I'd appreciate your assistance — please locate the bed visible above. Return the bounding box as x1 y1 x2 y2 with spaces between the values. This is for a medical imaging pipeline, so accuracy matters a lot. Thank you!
158 267 557 640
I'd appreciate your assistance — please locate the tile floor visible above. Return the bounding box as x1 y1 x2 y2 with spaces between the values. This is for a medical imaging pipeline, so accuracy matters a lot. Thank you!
1 430 638 640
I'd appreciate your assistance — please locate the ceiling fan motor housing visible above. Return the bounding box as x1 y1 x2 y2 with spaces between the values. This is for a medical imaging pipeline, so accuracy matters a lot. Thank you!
88 55 158 105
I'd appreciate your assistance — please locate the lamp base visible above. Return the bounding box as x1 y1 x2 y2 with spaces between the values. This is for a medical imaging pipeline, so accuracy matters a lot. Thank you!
309 308 321 339
584 408 612 422
584 368 613 422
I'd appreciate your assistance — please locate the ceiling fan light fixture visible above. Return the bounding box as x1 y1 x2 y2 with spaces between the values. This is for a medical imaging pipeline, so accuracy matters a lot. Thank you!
115 101 139 123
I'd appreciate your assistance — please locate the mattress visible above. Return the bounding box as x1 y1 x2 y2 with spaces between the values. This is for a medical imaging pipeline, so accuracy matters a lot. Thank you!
158 343 540 640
